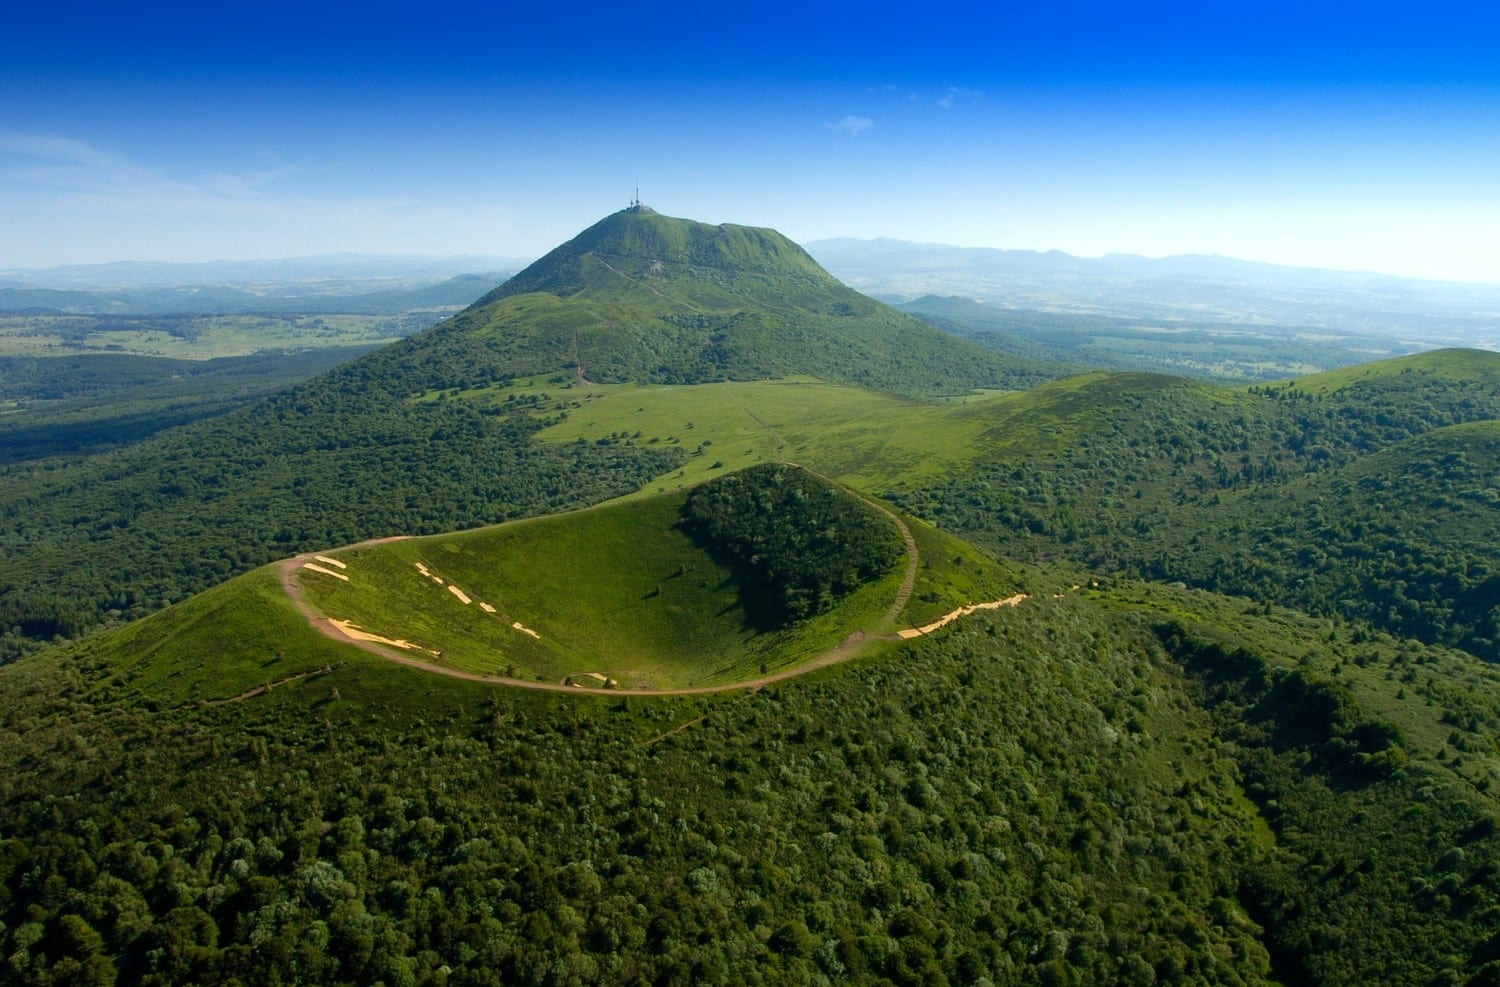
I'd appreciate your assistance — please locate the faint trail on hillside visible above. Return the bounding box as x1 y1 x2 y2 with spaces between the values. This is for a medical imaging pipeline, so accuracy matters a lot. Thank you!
572 329 592 386
274 485 1005 698
732 390 787 458
641 715 707 747
588 252 702 311
168 664 341 711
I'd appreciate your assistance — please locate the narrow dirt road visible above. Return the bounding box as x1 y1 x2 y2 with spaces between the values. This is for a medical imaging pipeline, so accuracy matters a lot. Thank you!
276 478 999 697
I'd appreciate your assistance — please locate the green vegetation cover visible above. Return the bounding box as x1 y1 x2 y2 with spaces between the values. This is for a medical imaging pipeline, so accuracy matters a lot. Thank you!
680 464 905 624
412 207 1049 396
3 208 1500 984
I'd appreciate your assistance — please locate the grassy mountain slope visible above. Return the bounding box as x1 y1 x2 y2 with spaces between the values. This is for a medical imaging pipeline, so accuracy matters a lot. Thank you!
0 383 683 660
7 547 1499 983
888 349 1500 658
401 207 1050 396
1 567 1283 985
2 209 1035 661
295 468 925 688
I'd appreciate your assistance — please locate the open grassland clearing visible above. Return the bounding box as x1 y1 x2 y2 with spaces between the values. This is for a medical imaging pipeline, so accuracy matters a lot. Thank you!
73 566 359 709
0 312 414 359
296 491 910 689
464 375 1036 494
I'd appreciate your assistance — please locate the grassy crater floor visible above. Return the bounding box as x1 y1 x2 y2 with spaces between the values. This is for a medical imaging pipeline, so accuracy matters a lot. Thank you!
295 490 910 689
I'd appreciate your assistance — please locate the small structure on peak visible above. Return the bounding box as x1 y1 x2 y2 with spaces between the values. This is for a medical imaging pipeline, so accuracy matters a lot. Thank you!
627 187 654 213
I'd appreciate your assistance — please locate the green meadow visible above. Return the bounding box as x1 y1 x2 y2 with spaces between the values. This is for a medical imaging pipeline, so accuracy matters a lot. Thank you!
297 491 912 689
0 312 416 359
461 375 1027 493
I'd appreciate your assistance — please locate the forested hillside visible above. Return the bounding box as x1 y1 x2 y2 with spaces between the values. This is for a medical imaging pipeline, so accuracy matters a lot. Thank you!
0 372 681 660
423 207 1050 396
3 554 1497 984
0 575 1275 985
680 464 904 624
890 349 1500 660
0 349 379 462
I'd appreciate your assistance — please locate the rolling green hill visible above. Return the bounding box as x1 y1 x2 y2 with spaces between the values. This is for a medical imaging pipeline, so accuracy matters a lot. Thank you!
887 348 1500 658
390 207 1050 396
1146 419 1500 659
291 467 936 688
4 206 1500 984
1 209 1035 661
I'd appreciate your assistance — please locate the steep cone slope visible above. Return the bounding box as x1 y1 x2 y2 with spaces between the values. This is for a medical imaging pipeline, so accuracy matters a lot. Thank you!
289 465 921 689
366 206 1044 396
0 208 1047 660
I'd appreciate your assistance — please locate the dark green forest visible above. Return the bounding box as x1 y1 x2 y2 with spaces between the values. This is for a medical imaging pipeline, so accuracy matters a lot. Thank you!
0 350 381 462
3 209 1500 984
0 365 682 661
680 465 905 624
890 355 1500 661
2 570 1496 985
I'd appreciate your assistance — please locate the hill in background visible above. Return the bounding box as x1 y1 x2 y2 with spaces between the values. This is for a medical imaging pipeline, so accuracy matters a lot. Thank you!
807 236 1500 349
0 208 1040 661
403 206 1049 396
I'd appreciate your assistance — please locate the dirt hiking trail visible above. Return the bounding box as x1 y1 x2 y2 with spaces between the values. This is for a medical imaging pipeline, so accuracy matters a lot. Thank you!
277 488 1023 696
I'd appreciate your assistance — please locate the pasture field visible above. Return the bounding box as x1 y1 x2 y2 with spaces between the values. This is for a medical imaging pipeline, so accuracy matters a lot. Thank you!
296 491 908 689
463 376 1027 493
0 312 431 359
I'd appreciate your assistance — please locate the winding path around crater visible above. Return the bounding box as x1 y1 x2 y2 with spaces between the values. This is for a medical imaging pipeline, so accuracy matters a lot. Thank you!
276 480 1021 697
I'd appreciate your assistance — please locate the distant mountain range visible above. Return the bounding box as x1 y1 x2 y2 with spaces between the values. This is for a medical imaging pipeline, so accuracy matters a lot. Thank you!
5 208 1500 984
805 237 1500 348
0 255 531 316
0 253 531 289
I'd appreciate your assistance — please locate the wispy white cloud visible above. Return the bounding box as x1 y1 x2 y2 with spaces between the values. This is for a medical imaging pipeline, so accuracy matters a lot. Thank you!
0 134 119 168
827 115 874 136
0 132 254 205
938 86 982 110
0 131 524 265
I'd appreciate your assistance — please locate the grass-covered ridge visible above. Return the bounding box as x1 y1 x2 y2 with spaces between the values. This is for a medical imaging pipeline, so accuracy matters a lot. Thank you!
414 207 1049 397
0 564 1287 985
680 463 906 624
291 470 988 690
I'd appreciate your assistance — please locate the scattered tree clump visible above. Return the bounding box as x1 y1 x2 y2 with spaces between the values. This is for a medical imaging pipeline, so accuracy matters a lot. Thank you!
680 464 903 624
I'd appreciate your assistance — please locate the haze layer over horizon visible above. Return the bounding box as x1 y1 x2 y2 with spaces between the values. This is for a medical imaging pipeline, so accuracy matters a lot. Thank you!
4 1 1498 283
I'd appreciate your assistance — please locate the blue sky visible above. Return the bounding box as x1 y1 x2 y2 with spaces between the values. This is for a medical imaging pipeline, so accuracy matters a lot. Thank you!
4 1 1499 281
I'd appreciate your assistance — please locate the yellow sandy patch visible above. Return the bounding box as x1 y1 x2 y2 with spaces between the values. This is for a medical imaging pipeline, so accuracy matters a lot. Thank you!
329 619 432 654
447 585 472 605
512 621 541 639
414 562 430 576
583 672 608 683
314 555 347 569
479 602 496 613
897 594 1028 639
302 562 350 582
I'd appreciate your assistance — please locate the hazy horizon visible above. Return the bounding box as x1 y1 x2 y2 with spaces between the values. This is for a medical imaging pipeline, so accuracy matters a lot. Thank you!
5 2 1499 283
6 233 1500 293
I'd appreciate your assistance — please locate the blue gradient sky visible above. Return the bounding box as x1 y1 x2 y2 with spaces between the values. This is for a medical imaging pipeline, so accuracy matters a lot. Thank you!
4 1 1499 281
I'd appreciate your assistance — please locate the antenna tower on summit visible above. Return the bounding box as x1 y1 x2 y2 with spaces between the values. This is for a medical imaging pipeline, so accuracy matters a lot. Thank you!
631 185 641 210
